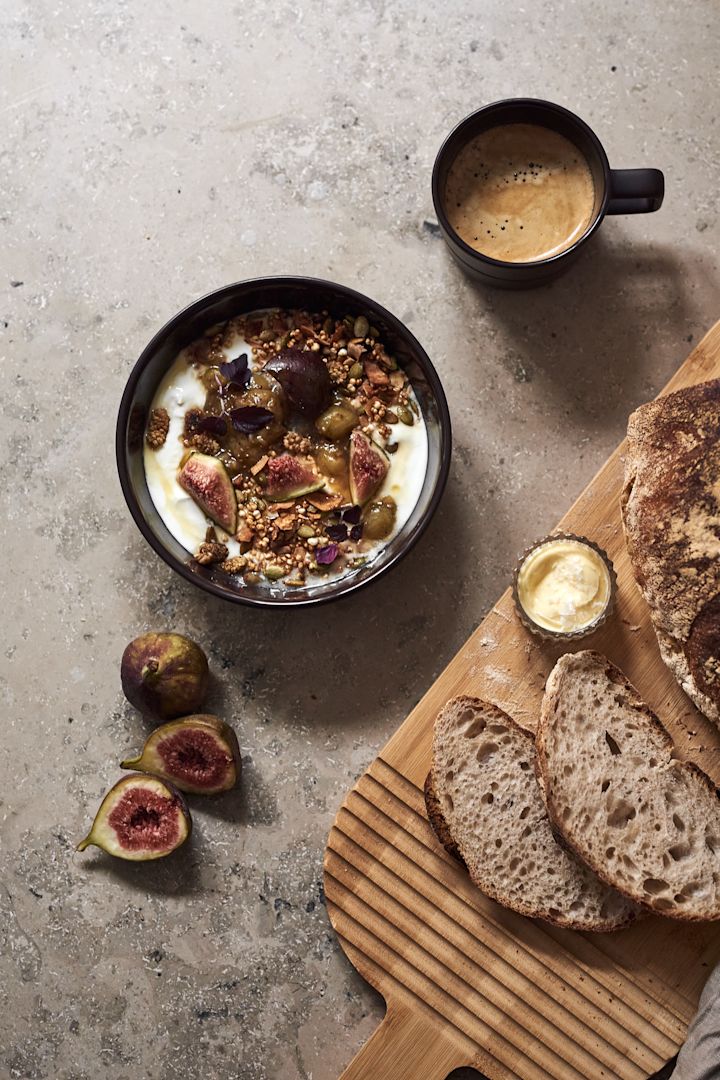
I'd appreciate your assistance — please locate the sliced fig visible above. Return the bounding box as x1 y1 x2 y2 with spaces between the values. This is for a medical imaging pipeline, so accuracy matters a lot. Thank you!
264 348 332 418
349 429 390 505
76 774 191 860
121 632 209 721
178 452 237 534
265 454 325 502
121 714 241 795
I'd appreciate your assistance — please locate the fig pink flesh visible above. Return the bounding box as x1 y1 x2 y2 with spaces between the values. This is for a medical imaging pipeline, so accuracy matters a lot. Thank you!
158 729 232 788
107 786 181 851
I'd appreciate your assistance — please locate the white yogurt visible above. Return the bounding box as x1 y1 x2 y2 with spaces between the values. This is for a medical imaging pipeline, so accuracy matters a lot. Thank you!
143 319 429 583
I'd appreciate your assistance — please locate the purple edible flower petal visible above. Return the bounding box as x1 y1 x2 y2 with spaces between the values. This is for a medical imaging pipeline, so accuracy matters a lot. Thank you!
229 406 275 433
326 523 348 542
197 414 228 436
219 352 250 388
341 504 362 524
315 543 339 565
349 524 363 541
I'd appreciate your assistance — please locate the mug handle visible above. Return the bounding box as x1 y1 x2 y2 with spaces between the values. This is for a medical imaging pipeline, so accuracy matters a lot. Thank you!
606 168 664 214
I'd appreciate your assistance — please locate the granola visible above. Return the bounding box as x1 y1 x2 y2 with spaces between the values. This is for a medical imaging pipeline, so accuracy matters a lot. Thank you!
143 308 428 590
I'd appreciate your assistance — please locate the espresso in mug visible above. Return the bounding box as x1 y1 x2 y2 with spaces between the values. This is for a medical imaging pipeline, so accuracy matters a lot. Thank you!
445 124 596 263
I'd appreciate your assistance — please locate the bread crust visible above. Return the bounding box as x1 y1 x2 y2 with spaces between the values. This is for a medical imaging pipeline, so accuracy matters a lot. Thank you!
622 379 720 722
538 651 720 922
423 772 465 864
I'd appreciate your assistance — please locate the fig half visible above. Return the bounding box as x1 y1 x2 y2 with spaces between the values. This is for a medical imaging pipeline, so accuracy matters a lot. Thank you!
265 454 325 502
77 774 191 860
178 452 238 534
121 714 241 795
349 429 389 505
121 632 209 721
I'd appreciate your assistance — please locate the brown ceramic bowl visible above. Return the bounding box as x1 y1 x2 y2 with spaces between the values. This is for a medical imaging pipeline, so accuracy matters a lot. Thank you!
116 276 452 608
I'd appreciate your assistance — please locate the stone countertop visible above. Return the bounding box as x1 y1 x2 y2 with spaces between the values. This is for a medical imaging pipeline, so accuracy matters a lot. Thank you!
2 1 719 1078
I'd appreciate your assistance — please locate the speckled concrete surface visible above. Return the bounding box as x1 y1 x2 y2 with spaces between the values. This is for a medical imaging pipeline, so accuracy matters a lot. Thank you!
2 1 719 1077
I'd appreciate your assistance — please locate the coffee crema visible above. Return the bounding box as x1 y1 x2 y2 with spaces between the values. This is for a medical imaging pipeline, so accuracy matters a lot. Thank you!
445 123 596 263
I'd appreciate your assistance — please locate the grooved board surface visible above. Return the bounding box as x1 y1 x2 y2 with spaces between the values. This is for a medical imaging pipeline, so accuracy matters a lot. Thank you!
324 320 720 1080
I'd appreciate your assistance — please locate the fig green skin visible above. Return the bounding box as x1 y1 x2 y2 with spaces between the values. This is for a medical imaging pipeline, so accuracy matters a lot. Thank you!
121 714 242 795
76 773 191 861
121 632 209 722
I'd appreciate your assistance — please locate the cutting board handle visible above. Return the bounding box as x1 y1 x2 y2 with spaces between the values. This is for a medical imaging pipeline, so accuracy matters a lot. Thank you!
339 1002 471 1080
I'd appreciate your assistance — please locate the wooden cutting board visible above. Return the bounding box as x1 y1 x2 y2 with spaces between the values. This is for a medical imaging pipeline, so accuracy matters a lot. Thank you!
324 319 720 1080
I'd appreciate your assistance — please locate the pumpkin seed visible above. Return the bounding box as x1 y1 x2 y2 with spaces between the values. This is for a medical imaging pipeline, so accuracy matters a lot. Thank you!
259 329 275 342
323 316 334 335
369 325 379 339
354 315 369 338
265 564 286 581
385 410 398 424
297 524 315 539
397 405 414 425
349 362 363 380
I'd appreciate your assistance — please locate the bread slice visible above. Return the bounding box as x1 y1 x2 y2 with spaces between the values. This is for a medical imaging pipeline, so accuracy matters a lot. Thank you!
426 695 639 931
538 651 720 921
621 379 720 724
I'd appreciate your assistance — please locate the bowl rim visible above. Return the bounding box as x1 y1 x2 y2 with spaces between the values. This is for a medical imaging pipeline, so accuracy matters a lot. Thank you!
116 274 452 608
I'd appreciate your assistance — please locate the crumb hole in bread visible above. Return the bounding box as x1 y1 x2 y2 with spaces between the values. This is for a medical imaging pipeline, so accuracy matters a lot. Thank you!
476 742 499 764
463 717 485 737
509 857 520 871
673 813 685 832
669 843 693 861
519 761 530 771
649 758 658 767
486 723 507 734
548 907 562 918
607 799 636 828
606 847 615 859
520 825 531 839
490 782 498 791
601 779 610 792
653 897 674 911
569 900 583 912
563 764 573 776
561 806 571 821
443 794 454 813
519 806 529 820
495 838 502 848
643 877 669 895
706 832 719 855
654 823 662 832
445 770 454 783
605 731 621 756
481 793 494 805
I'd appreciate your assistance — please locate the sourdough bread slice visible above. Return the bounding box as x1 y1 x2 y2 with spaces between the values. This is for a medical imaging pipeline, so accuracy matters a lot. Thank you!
426 695 639 931
538 651 720 920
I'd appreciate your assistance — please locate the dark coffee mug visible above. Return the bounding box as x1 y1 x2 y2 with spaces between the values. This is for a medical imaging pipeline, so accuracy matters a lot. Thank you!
431 98 664 288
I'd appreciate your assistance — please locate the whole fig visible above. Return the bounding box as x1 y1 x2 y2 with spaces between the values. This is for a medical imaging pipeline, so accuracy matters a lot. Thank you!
121 714 241 795
76 774 191 860
121 632 209 721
